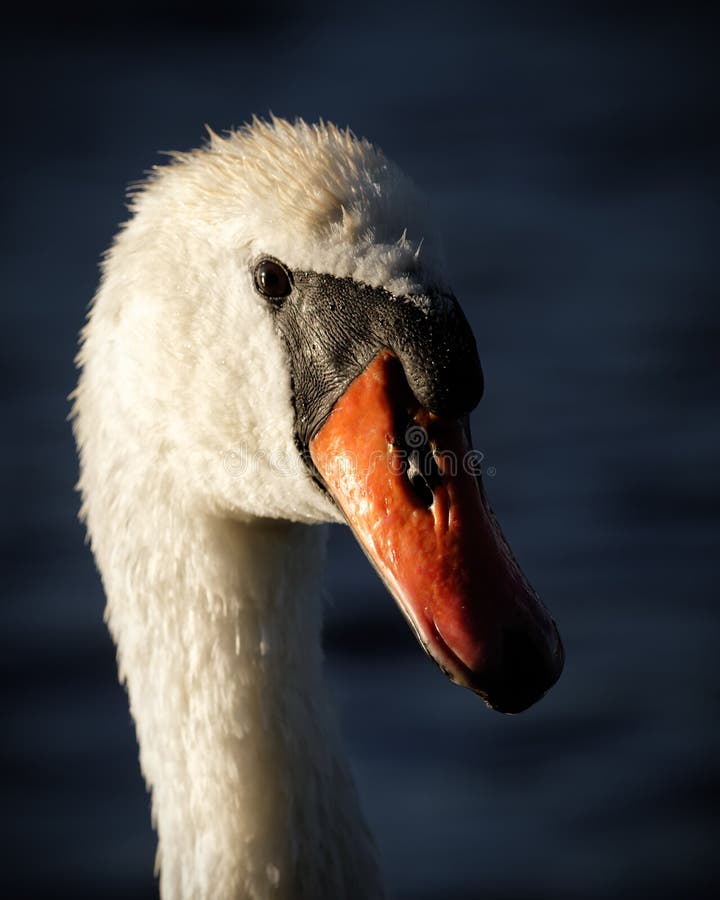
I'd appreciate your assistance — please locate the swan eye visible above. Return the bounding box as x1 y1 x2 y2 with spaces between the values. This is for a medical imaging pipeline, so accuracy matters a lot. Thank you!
254 259 292 301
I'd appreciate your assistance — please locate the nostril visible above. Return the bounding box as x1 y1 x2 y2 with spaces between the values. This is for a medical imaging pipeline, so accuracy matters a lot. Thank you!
484 626 562 715
408 468 434 508
407 451 434 508
400 424 442 510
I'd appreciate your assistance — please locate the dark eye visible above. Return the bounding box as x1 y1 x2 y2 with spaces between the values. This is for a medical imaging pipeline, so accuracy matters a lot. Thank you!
253 259 292 301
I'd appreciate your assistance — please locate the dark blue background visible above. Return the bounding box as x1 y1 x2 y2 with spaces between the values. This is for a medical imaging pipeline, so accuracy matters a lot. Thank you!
2 3 717 898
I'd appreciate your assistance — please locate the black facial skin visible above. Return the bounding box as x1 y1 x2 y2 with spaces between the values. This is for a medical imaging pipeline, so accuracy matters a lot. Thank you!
253 259 484 454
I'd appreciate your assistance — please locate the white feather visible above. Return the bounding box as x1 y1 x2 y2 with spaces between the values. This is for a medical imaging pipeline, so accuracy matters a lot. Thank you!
72 117 446 899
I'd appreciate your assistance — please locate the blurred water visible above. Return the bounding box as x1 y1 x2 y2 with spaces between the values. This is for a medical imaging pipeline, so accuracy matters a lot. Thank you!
2 3 717 898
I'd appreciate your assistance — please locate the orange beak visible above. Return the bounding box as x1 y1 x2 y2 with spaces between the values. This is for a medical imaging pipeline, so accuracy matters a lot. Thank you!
310 351 563 713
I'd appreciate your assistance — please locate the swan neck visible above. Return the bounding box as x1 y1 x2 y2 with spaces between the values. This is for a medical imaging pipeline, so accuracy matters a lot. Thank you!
101 504 383 899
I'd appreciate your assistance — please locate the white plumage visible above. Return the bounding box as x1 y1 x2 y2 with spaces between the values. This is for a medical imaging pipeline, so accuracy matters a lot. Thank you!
73 118 446 899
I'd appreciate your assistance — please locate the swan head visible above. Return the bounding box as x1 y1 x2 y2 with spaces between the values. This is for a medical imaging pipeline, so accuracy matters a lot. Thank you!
77 117 563 713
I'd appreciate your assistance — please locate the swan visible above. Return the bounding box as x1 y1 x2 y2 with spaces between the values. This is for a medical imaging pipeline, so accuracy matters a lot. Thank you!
72 117 563 900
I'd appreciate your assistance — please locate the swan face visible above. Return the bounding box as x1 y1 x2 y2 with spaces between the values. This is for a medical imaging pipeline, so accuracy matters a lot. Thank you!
83 119 448 524
79 118 563 712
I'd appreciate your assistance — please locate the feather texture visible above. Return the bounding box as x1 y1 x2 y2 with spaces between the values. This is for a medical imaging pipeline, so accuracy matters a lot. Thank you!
72 117 446 899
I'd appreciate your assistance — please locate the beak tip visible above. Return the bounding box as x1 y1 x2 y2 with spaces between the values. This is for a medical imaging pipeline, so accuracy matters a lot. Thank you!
454 619 565 715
